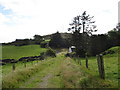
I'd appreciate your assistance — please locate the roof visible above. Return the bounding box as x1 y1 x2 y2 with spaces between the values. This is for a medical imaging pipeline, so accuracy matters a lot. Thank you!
71 46 76 48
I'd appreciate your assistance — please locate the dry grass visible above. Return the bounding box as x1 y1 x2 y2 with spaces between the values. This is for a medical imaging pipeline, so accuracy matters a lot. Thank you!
60 57 82 88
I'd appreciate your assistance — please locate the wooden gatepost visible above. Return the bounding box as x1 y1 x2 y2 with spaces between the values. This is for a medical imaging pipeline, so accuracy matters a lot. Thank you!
12 63 16 71
24 61 26 68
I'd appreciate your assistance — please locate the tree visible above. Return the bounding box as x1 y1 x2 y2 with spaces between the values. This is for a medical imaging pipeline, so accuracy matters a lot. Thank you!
33 35 43 44
89 34 108 56
115 22 120 31
68 11 97 35
49 31 65 48
107 30 120 47
68 11 97 57
106 22 120 47
13 39 30 46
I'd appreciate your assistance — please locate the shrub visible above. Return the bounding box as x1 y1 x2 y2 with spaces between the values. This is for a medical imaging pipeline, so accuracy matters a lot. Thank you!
65 52 77 58
40 52 46 60
45 48 56 57
102 50 115 55
40 42 48 48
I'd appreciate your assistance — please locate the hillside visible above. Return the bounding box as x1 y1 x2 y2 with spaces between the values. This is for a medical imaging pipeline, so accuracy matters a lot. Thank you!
42 32 72 40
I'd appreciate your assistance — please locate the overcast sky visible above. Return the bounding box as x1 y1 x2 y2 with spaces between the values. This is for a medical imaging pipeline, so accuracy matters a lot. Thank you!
0 0 119 43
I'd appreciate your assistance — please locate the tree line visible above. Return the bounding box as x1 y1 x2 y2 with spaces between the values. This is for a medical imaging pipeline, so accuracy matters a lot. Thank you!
48 29 120 57
2 35 46 46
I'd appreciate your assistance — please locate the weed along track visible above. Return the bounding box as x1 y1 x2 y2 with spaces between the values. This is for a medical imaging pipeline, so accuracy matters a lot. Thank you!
38 73 53 88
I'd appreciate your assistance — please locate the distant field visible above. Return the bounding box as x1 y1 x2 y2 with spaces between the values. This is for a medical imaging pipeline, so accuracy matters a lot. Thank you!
2 45 47 60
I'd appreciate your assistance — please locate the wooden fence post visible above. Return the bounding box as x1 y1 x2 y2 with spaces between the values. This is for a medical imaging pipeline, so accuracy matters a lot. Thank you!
37 60 38 63
97 54 105 79
32 61 33 65
79 59 81 65
24 61 26 68
85 53 88 68
12 63 15 71
77 55 81 65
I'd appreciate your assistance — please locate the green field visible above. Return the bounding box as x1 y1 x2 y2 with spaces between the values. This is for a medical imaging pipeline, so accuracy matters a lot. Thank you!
1 46 119 88
2 45 47 60
75 55 118 87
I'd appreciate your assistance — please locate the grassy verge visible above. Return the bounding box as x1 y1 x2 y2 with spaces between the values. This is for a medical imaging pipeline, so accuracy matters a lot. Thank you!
59 57 82 88
2 60 40 76
73 54 118 88
2 58 53 88
2 55 65 88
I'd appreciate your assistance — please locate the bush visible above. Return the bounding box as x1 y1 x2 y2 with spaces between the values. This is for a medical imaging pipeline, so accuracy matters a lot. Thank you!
65 52 77 58
40 41 49 48
45 48 56 57
40 42 48 48
39 48 56 59
40 52 46 60
102 50 115 55
76 48 86 57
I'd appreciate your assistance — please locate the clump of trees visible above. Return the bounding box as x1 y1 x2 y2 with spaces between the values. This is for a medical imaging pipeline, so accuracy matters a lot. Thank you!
49 31 71 48
33 35 43 44
49 31 64 48
12 39 31 46
107 28 120 47
68 11 120 57
3 34 44 46
88 34 108 56
45 48 56 57
68 11 97 57
89 23 120 56
39 48 56 59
